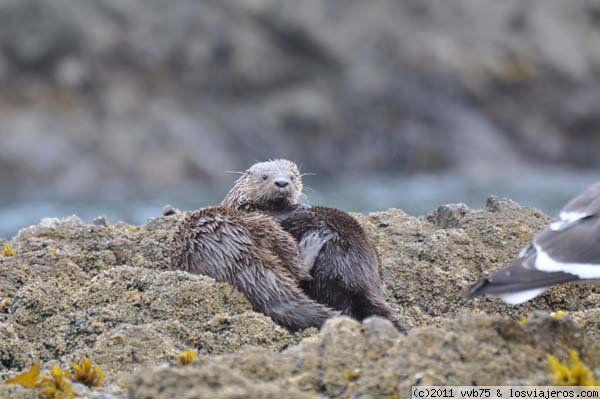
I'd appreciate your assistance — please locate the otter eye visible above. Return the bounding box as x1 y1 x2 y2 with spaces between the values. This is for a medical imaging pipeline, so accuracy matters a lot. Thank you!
262 175 268 181
290 175 295 181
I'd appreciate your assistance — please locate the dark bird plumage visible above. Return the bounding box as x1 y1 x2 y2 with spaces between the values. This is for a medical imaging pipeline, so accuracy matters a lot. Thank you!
466 182 600 304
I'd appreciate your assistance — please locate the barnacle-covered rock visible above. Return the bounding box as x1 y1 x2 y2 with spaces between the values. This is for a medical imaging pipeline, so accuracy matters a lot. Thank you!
2 201 600 398
130 315 600 398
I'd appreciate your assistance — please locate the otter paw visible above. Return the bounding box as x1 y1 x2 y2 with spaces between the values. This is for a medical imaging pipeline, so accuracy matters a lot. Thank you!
300 231 329 254
299 231 330 273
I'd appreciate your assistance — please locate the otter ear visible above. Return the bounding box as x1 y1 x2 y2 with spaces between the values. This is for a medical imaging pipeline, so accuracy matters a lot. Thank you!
293 163 301 174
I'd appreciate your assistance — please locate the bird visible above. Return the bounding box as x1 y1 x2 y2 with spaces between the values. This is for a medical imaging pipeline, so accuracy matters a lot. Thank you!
465 182 600 304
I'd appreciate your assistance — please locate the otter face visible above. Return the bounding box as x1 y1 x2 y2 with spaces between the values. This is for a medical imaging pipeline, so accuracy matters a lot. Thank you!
242 159 303 209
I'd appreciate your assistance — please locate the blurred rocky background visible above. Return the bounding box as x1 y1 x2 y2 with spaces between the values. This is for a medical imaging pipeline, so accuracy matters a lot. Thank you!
0 0 599 236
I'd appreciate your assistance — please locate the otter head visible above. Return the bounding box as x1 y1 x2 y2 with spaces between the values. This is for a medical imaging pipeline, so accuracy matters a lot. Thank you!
222 159 303 211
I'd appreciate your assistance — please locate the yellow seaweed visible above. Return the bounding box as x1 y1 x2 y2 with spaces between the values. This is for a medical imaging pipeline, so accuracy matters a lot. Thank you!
178 349 198 366
1 243 15 257
548 349 598 386
39 365 74 399
3 363 40 388
70 358 104 388
550 310 568 319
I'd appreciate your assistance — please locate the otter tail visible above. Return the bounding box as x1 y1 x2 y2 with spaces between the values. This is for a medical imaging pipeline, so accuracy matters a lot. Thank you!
370 303 408 333
236 267 340 331
386 313 409 333
354 291 408 333
267 295 340 331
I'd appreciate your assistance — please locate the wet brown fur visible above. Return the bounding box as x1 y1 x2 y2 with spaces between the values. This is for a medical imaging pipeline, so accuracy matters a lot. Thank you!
170 206 338 331
222 160 404 330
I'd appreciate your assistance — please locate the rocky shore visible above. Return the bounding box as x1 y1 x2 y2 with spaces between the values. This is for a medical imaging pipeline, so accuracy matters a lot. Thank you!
1 0 600 196
1 198 600 398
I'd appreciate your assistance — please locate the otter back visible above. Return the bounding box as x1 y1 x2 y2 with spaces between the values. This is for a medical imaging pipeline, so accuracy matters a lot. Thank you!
265 204 404 330
170 206 338 331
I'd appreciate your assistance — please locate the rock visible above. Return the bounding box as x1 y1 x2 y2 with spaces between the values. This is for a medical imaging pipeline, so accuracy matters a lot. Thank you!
429 203 469 228
0 0 599 195
486 196 519 212
128 363 317 399
129 315 599 398
92 216 109 227
1 201 600 398
161 205 178 217
0 213 312 395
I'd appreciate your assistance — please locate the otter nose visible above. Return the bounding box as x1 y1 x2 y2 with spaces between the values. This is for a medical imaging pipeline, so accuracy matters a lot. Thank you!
274 180 289 188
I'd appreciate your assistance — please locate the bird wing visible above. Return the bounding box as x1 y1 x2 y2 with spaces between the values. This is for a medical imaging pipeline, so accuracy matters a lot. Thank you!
465 182 600 304
465 253 577 299
532 214 600 278
550 182 600 231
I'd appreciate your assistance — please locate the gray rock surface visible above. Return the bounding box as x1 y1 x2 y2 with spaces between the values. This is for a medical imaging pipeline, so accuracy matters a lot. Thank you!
0 0 599 196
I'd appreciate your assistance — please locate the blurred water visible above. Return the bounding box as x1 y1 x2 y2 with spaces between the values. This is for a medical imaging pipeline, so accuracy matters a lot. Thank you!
0 169 597 239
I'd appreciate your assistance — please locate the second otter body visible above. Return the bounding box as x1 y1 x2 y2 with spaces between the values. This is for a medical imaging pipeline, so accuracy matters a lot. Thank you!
222 160 403 330
273 205 397 323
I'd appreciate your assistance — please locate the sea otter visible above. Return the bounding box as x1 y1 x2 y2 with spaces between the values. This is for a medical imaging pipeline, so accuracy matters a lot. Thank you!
222 160 405 331
170 206 338 331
